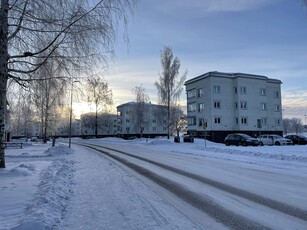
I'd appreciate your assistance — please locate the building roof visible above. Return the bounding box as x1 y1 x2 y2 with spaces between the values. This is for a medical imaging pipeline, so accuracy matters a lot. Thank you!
184 71 282 85
116 101 164 109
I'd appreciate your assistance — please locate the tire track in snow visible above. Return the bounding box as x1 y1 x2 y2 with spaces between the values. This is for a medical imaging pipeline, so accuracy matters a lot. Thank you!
82 143 307 223
79 143 274 229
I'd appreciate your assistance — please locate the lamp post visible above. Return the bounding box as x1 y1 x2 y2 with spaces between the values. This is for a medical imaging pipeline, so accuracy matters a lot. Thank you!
69 80 80 148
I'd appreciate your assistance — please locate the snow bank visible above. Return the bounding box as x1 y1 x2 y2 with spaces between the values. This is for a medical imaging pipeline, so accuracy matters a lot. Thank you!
194 146 307 162
1 144 75 230
147 139 173 145
44 144 73 156
7 164 36 177
12 158 75 230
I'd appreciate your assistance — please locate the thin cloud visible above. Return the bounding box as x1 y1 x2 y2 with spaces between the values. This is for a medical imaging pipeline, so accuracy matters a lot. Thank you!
153 0 279 15
206 0 278 12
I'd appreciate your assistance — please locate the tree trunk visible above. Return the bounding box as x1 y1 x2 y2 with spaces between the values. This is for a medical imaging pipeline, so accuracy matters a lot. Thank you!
95 100 98 137
43 115 48 143
0 0 9 168
41 103 44 141
0 79 7 168
167 94 170 139
43 90 50 143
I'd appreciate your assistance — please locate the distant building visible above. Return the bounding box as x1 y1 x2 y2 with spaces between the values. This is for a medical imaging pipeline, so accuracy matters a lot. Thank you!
117 102 168 138
56 119 82 137
81 113 117 137
184 71 283 143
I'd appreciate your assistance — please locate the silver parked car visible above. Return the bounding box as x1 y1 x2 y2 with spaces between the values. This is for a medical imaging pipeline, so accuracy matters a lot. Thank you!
257 134 293 146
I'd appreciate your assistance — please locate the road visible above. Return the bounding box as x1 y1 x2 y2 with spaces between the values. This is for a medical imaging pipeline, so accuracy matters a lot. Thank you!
74 141 307 230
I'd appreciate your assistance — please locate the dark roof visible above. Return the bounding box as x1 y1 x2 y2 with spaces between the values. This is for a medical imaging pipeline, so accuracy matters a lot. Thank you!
184 71 282 85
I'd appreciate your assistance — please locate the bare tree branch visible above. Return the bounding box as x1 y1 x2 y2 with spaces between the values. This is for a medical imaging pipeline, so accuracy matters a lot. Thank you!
155 46 188 139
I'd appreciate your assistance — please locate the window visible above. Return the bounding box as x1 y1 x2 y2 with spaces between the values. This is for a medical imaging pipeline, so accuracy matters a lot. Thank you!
188 103 196 112
198 88 204 97
213 85 220 94
241 117 247 124
235 102 238 109
199 119 207 128
260 88 266 96
240 101 247 109
198 103 205 112
214 117 221 124
240 86 247 94
262 117 267 126
187 89 196 99
274 91 279 98
261 103 267 111
275 118 281 125
274 104 280 112
214 101 221 109
126 119 130 123
188 117 196 125
234 87 237 94
198 118 204 127
153 119 156 123
235 117 239 124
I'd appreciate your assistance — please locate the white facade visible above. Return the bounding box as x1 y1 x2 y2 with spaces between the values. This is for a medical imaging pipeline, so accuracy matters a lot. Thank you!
185 71 283 142
117 102 167 137
56 119 82 136
80 113 117 136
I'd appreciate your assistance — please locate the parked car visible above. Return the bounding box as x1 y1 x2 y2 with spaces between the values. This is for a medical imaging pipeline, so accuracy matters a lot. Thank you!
257 134 293 146
31 136 38 142
285 134 307 145
224 133 260 146
183 134 194 143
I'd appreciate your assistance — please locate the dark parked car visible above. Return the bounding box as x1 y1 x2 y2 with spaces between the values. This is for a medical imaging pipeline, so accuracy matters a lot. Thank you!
224 133 260 146
183 134 194 143
285 134 307 145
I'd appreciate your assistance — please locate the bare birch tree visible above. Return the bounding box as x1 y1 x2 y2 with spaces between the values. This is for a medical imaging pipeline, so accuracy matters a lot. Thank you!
8 87 33 138
155 46 187 139
31 61 67 143
81 112 114 136
291 118 304 134
283 118 292 135
169 105 186 138
86 76 112 137
132 85 149 138
0 0 137 167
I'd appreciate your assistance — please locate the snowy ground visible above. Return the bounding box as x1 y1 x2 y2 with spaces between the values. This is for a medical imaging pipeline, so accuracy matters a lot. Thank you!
0 137 306 229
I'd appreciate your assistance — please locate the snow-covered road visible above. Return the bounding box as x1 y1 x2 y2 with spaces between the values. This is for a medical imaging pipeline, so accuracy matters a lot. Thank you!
61 145 201 230
74 140 307 230
1 137 307 229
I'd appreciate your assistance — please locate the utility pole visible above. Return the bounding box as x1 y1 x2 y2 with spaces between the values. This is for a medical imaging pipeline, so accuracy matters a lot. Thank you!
69 80 80 148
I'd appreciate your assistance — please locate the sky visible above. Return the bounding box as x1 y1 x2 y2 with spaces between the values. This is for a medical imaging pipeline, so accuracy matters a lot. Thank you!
92 0 307 123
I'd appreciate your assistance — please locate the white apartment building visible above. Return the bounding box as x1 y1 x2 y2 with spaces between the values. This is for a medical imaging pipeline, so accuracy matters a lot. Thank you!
117 102 168 138
185 71 283 143
80 113 117 137
56 119 82 137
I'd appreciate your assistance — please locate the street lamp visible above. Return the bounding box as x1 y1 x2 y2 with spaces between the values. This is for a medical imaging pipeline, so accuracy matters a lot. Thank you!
69 80 80 148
